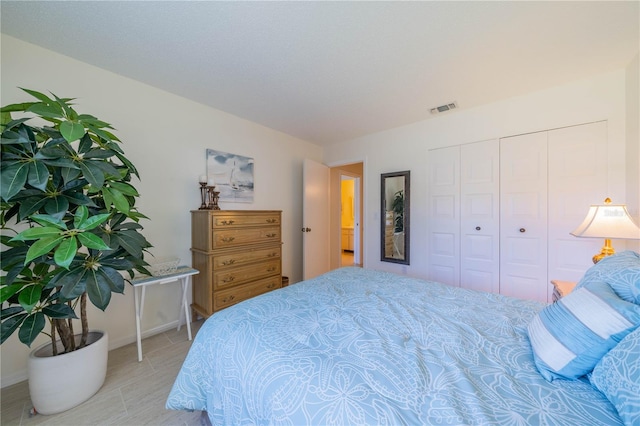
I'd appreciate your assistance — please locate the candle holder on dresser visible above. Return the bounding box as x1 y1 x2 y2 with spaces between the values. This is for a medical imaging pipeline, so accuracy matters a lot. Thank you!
207 186 221 210
198 182 209 210
198 175 221 210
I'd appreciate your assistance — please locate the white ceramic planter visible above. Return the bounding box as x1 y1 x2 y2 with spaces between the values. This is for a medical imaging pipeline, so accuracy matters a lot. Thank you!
28 331 108 415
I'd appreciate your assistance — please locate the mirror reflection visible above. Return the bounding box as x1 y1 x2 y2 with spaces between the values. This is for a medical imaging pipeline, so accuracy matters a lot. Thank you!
381 171 410 264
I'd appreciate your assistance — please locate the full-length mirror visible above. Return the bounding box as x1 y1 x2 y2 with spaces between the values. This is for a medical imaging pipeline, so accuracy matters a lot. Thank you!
381 171 410 264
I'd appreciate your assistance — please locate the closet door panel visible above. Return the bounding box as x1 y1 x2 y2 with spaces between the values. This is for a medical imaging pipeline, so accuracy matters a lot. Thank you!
428 146 460 286
460 140 499 293
548 121 608 295
500 132 548 302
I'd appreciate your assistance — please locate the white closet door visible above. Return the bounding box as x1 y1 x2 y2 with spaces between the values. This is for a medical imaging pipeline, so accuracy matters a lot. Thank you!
500 132 548 302
428 146 460 286
460 140 500 293
548 121 608 297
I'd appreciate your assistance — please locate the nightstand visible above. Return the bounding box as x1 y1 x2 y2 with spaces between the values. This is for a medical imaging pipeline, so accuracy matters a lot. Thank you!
551 280 577 302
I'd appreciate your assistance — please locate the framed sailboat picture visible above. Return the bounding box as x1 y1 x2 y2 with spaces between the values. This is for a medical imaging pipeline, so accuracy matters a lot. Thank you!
206 149 254 203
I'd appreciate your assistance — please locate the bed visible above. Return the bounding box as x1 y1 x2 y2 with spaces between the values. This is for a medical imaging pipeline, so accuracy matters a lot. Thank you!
167 252 640 425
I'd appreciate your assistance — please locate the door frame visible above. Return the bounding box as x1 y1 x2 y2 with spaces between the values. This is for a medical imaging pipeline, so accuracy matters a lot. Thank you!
328 159 366 270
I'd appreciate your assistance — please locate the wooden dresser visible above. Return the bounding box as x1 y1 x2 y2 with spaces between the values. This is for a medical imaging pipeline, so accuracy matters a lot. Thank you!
191 210 282 318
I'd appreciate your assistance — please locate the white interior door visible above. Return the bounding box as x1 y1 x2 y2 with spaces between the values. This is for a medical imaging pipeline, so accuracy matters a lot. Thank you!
547 121 608 296
500 132 548 302
303 159 330 280
427 146 460 286
460 140 500 293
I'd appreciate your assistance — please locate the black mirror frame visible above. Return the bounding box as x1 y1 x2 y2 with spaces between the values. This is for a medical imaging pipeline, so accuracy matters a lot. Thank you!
380 170 410 265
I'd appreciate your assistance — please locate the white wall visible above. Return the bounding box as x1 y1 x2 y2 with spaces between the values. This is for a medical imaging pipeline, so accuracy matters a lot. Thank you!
325 68 634 280
0 35 322 387
626 54 640 252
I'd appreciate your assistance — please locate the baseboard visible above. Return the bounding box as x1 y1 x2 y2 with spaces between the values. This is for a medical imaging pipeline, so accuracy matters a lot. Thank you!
1 320 182 389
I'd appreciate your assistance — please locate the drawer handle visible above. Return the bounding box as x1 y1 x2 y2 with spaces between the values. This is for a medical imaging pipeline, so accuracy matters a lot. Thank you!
267 252 277 258
266 218 277 223
519 228 526 233
221 237 236 243
222 276 236 283
221 220 235 225
266 283 275 289
222 295 235 303
222 259 236 266
266 233 277 238
267 267 276 272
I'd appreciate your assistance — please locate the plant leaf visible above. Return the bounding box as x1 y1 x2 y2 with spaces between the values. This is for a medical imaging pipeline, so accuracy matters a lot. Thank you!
60 121 85 142
1 313 27 344
30 214 67 229
77 232 111 250
57 268 87 299
98 266 125 293
27 160 50 190
85 269 111 310
108 188 130 214
44 195 70 220
18 284 41 313
1 161 29 201
78 213 111 231
108 181 139 197
24 235 64 264
18 312 45 347
1 284 24 304
77 160 105 188
11 226 61 241
27 103 64 120
42 303 77 319
53 237 77 269
73 205 89 228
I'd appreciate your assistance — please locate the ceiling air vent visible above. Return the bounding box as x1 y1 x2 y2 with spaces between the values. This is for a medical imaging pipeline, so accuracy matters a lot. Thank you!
430 101 458 115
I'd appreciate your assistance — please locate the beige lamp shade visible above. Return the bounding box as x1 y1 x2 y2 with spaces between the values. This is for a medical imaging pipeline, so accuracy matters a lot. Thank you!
570 198 640 263
571 203 640 239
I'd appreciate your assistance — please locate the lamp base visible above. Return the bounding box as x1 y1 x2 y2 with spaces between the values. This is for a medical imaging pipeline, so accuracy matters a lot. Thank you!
592 238 615 264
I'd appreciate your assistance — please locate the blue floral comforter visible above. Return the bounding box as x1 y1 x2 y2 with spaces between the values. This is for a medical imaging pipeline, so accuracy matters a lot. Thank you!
166 267 622 425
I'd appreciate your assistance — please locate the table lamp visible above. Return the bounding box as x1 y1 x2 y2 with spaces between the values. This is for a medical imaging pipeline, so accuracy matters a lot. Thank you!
570 198 640 263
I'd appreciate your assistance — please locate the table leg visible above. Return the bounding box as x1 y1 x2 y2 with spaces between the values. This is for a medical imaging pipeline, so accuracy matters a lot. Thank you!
177 276 193 341
133 285 143 362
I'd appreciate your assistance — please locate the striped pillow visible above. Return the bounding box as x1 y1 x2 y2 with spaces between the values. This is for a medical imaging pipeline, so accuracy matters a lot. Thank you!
576 251 640 303
528 280 640 381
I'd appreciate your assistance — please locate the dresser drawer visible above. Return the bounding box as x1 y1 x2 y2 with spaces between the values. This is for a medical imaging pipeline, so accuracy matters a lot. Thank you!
212 227 280 249
213 246 281 269
213 258 281 290
214 276 282 311
213 212 280 228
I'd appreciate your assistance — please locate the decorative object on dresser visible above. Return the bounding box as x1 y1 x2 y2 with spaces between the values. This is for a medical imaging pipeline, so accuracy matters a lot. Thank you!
570 198 640 263
198 175 221 210
190 210 282 317
206 149 254 203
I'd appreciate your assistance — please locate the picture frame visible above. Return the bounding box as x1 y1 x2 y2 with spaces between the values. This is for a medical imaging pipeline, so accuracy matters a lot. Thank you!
206 149 254 203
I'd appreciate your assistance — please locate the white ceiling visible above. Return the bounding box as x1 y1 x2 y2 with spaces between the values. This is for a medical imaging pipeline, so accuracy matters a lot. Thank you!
1 1 638 147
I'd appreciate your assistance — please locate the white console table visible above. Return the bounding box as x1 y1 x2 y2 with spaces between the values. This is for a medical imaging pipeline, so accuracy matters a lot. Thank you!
129 266 199 362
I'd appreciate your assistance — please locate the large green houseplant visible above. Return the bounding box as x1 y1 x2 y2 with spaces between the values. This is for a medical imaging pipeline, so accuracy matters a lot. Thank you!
1 88 151 355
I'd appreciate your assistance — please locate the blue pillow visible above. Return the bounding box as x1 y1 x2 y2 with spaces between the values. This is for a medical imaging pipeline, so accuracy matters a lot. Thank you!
577 251 640 304
527 280 640 381
590 327 640 426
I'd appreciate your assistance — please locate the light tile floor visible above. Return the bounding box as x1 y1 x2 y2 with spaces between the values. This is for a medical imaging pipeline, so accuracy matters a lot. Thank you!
1 320 205 426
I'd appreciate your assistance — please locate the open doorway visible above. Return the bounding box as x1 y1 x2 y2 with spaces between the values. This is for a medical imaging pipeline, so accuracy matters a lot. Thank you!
340 175 358 266
330 163 363 269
